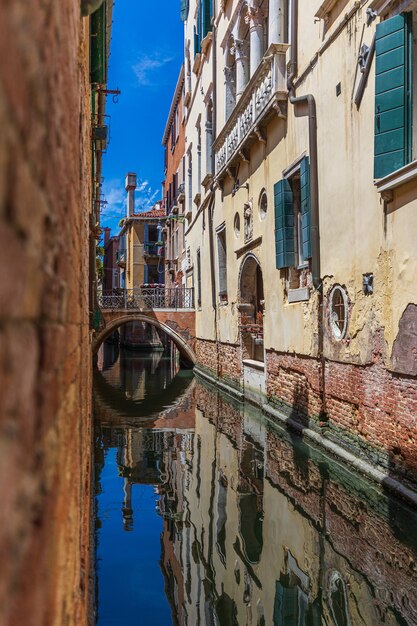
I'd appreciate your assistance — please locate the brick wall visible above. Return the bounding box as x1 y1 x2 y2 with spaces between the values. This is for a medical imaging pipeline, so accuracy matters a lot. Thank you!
266 348 417 485
196 337 242 384
0 3 93 626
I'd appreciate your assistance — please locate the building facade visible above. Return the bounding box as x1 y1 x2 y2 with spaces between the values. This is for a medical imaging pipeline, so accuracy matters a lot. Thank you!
118 173 166 289
103 227 120 291
162 67 188 289
179 0 417 487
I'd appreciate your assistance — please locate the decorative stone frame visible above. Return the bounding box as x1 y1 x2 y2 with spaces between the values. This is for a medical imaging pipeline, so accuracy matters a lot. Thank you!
328 284 349 341
258 188 267 220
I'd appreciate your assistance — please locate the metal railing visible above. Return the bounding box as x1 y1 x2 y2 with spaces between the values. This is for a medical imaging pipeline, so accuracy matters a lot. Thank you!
143 242 161 256
99 287 194 310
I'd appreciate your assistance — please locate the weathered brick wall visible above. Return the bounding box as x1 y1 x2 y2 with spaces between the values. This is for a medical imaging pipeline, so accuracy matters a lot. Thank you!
266 348 417 483
196 337 242 384
0 3 92 626
266 350 322 419
196 337 218 373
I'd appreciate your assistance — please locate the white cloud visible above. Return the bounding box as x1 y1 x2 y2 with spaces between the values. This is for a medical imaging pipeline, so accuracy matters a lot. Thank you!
132 52 174 86
101 177 161 230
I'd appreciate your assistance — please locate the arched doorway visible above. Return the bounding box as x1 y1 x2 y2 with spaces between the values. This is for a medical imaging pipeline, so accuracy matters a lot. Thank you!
238 254 264 363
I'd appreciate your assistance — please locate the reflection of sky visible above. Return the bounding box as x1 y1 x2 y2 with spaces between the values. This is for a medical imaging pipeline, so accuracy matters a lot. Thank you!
96 449 171 626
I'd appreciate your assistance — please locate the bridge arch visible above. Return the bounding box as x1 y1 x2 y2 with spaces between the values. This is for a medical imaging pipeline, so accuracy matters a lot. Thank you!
93 314 196 366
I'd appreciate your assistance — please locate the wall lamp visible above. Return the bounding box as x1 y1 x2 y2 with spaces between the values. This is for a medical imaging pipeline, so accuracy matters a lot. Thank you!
231 180 249 197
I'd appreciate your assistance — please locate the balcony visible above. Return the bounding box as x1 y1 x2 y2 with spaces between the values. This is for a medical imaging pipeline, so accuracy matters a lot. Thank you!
214 44 289 179
143 242 161 257
116 251 126 267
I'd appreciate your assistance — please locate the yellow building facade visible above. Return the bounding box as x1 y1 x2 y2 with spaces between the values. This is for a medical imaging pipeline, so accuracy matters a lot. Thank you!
180 0 417 485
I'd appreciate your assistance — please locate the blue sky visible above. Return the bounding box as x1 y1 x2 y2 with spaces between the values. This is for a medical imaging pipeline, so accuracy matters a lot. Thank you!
101 1 184 235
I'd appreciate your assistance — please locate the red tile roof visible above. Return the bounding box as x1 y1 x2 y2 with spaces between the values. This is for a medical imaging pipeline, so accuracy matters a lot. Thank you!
132 208 166 218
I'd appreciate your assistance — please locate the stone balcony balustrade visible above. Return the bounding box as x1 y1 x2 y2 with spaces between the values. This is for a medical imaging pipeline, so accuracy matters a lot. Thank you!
214 44 289 179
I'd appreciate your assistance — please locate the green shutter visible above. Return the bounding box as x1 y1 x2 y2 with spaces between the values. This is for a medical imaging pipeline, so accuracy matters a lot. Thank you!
374 13 412 179
202 0 213 38
274 179 295 269
300 156 312 260
194 26 201 56
180 0 189 21
90 3 106 84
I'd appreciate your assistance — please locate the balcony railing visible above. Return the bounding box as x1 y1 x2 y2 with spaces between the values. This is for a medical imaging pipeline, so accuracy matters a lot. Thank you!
99 287 194 310
116 251 126 267
143 242 161 256
214 43 289 178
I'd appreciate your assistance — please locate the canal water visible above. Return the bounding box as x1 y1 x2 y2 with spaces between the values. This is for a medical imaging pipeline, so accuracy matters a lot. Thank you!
94 344 417 626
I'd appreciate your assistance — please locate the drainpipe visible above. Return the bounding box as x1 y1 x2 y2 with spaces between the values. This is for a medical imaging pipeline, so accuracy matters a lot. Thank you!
287 0 320 290
287 0 326 419
209 1 219 348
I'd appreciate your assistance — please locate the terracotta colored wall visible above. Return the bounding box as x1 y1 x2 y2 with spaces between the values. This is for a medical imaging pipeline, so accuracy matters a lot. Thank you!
0 3 93 625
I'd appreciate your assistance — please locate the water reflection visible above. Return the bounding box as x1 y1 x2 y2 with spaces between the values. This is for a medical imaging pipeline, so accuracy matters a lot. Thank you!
94 345 417 626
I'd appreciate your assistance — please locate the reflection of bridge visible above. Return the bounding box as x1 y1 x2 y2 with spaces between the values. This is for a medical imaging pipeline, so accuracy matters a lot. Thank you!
93 288 196 365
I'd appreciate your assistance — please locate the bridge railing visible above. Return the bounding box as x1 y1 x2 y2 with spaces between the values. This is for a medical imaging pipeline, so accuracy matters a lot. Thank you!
98 287 194 310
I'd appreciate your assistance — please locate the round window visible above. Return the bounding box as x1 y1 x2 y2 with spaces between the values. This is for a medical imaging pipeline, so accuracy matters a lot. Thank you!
329 286 348 340
259 190 267 220
234 212 241 238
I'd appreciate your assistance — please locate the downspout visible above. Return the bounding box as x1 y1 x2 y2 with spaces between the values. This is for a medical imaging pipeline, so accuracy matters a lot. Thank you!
209 0 219 365
287 0 320 290
287 0 326 419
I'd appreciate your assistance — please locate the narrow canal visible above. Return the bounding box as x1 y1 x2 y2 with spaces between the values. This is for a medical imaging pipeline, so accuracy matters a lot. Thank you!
94 342 417 626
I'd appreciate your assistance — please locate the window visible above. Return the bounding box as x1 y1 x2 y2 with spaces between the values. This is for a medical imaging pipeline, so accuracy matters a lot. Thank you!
194 0 213 57
197 248 202 308
206 100 213 176
180 0 189 22
274 156 311 270
197 124 202 190
374 11 413 178
216 226 228 302
259 189 267 220
234 212 241 238
187 149 193 215
329 285 348 340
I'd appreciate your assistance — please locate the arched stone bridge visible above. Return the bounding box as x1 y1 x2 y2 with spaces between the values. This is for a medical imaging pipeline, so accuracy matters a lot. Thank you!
93 288 196 366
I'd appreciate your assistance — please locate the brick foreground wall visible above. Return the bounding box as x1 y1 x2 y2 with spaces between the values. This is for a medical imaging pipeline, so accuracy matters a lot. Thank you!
195 338 242 384
196 336 417 485
266 348 417 484
0 4 92 626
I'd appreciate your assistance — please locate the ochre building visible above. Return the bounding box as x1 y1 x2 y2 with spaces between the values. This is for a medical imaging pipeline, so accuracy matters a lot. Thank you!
178 0 417 488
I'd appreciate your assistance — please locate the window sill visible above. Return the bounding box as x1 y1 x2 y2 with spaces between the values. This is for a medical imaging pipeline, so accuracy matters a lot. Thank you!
242 359 264 371
375 160 417 201
288 287 310 303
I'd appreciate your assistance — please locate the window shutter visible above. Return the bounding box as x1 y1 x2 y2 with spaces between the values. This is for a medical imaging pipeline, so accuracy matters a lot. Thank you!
274 179 295 269
194 26 201 56
90 3 106 84
180 0 189 22
202 0 213 38
300 156 312 260
374 13 412 179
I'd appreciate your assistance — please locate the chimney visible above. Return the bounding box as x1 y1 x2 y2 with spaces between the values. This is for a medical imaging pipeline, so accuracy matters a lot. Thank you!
125 172 137 217
103 227 111 247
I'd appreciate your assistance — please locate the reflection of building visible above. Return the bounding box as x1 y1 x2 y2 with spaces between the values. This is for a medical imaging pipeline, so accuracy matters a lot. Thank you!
155 381 417 626
162 66 187 289
118 172 166 289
